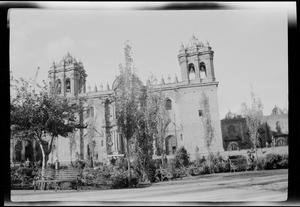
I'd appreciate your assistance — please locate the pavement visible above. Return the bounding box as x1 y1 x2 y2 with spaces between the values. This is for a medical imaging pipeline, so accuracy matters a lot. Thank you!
7 169 289 205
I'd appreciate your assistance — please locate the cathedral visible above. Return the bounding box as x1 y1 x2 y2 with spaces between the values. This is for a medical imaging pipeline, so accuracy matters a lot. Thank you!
12 36 224 164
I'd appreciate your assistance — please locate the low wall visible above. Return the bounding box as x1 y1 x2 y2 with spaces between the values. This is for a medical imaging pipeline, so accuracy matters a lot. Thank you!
221 146 288 159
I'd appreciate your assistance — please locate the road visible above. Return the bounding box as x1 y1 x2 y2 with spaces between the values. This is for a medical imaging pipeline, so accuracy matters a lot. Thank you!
9 169 288 205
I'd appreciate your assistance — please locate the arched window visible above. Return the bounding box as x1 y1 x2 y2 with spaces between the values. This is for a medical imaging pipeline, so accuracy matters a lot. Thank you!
199 62 207 79
56 79 61 94
276 121 282 133
227 142 239 151
188 63 196 80
165 135 177 155
65 78 71 93
165 99 172 110
276 137 286 146
87 144 90 158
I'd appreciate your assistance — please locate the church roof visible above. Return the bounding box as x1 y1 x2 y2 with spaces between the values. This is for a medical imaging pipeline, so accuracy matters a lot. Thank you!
57 52 78 66
179 35 208 52
271 105 283 115
225 110 236 119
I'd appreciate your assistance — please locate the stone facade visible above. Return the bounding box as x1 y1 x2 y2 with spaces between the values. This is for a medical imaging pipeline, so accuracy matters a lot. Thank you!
11 36 224 164
221 106 288 151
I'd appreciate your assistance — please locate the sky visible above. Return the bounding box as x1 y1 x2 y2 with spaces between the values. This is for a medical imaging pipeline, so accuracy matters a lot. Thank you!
9 3 290 119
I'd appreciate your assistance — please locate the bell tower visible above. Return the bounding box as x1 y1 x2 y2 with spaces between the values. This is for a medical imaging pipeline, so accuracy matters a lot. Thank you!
48 52 87 97
178 35 216 83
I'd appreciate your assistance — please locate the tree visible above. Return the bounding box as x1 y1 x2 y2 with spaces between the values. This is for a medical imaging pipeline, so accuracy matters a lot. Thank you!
145 75 171 163
200 92 215 173
115 41 143 187
241 86 264 161
10 77 81 171
201 92 214 154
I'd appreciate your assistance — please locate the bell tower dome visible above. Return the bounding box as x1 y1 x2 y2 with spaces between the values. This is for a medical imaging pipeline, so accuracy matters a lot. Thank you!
178 35 216 83
48 52 87 97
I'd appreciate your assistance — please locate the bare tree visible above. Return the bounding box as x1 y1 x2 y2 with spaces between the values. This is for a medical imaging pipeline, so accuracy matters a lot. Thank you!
241 86 264 161
115 41 143 187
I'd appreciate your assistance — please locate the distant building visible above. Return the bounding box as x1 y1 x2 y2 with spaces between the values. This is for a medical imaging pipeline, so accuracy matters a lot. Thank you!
11 36 224 164
221 106 288 151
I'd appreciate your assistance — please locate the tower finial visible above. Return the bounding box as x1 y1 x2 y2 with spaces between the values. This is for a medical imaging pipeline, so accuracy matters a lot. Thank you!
167 74 171 83
161 76 165 85
106 82 110 90
174 74 179 83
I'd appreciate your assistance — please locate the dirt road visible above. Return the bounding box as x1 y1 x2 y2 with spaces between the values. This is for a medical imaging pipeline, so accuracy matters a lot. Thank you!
9 169 288 205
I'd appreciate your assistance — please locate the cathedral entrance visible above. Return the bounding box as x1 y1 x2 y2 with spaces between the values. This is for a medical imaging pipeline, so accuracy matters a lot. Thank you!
165 135 177 155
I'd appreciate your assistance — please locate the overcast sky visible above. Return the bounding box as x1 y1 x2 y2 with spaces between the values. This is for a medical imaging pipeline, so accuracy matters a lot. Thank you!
9 4 289 118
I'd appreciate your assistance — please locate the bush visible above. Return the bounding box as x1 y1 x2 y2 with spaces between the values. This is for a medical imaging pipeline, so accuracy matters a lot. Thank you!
11 167 39 189
254 158 265 171
278 154 288 168
264 153 288 170
79 163 140 189
207 153 230 173
146 160 158 183
199 162 211 175
174 147 190 168
70 159 86 169
229 155 248 172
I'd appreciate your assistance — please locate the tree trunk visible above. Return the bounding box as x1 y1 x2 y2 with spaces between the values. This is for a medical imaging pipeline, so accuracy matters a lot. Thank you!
38 142 47 179
126 138 132 187
255 132 259 162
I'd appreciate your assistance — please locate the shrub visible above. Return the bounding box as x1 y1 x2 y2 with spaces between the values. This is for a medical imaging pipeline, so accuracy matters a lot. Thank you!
146 160 158 183
278 154 288 168
264 153 288 170
11 167 39 189
70 159 86 169
254 158 265 171
174 147 190 168
264 153 282 170
229 155 248 172
194 156 206 167
199 162 211 175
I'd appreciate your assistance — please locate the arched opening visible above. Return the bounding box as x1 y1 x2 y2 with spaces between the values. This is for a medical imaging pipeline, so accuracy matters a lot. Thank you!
276 137 286 146
227 142 239 151
56 79 61 94
25 140 34 161
65 78 71 93
87 144 90 159
256 138 263 148
165 135 177 155
14 140 22 162
188 63 196 80
199 62 207 79
165 98 172 110
276 121 282 133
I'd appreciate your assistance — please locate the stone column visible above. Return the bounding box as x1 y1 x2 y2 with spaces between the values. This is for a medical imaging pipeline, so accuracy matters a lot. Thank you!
195 56 200 79
32 139 36 162
71 73 75 95
21 140 26 161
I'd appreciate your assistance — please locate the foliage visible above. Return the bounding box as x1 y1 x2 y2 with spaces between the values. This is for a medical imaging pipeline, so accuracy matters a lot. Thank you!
10 77 82 169
79 163 139 189
147 160 158 183
229 155 248 171
241 86 264 161
208 153 230 173
115 41 144 186
201 92 214 153
11 167 39 189
173 146 190 168
264 153 288 170
246 148 256 170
